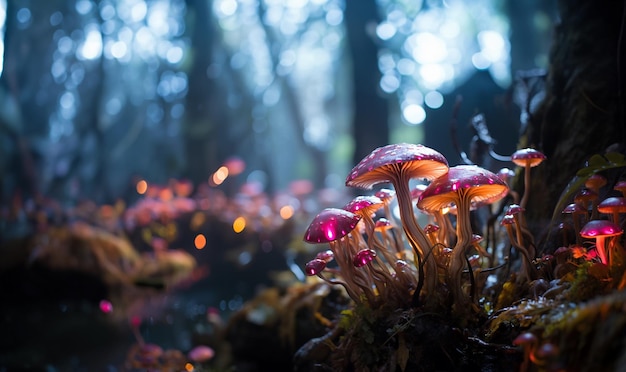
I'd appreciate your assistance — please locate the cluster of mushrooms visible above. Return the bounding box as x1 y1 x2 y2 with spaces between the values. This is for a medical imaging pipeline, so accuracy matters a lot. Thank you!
301 143 624 317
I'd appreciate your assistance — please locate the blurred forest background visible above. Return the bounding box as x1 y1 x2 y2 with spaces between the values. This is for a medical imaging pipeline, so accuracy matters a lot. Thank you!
0 0 556 210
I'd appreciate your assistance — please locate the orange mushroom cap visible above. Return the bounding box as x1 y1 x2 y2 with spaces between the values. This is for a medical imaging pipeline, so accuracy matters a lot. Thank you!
597 196 626 215
416 165 508 213
511 148 546 168
346 143 448 189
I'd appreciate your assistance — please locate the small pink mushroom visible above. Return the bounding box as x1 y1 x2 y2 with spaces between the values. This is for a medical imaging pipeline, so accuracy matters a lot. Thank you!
580 219 623 265
511 148 546 209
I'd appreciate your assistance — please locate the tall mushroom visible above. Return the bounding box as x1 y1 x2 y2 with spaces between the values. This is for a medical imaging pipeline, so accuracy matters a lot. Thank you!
345 143 449 299
417 165 508 310
303 208 371 301
580 219 623 266
511 148 546 209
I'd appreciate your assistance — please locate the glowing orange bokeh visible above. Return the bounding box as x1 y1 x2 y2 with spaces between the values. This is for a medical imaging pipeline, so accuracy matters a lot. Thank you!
136 180 148 195
194 233 207 250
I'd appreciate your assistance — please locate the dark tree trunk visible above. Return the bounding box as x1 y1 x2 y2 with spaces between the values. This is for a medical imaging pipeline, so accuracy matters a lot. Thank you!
523 0 626 238
183 0 219 185
344 0 389 166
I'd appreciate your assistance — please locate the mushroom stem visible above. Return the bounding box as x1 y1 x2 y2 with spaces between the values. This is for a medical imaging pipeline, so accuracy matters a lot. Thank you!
520 163 532 210
595 236 608 265
392 176 437 297
448 190 474 309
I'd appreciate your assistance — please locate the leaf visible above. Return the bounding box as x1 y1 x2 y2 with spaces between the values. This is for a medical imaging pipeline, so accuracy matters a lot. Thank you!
586 154 607 168
604 152 625 163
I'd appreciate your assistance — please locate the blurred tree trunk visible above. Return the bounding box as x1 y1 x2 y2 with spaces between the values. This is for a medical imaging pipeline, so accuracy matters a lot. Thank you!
523 0 626 238
183 0 220 185
344 0 389 166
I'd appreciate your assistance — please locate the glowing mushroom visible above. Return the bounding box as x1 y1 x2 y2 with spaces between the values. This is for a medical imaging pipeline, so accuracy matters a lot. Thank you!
580 219 623 266
303 208 368 302
346 143 449 298
417 165 508 308
597 196 626 224
511 148 546 209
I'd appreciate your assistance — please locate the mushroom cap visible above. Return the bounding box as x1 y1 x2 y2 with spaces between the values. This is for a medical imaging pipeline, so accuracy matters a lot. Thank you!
580 219 623 239
496 167 515 184
303 208 361 243
375 218 392 230
597 196 626 214
585 174 607 191
305 258 327 275
424 223 440 234
315 249 334 262
346 143 449 189
506 204 525 215
500 214 515 226
574 188 598 204
344 195 384 216
374 188 396 203
416 165 508 213
562 202 586 214
353 248 376 267
511 148 546 167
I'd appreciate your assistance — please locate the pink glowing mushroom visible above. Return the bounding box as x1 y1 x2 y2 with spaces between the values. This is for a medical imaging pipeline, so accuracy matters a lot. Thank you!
511 148 546 209
345 143 449 297
417 165 508 307
580 219 623 265
303 208 366 301
188 345 215 363
304 208 362 244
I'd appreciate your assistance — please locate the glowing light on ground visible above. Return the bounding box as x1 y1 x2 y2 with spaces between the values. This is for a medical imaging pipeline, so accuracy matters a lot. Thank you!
194 233 207 249
136 180 148 195
233 216 246 233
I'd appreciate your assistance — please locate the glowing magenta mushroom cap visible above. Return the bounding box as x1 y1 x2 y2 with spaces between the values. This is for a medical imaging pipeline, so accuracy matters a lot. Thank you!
353 248 376 267
344 195 384 215
303 208 361 243
346 143 448 189
580 220 623 239
416 165 508 213
511 148 546 168
305 258 327 276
